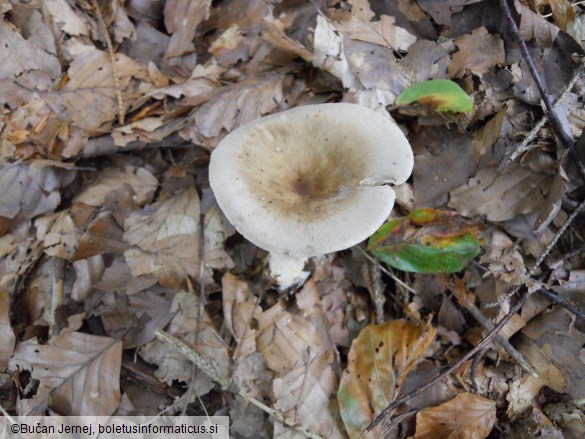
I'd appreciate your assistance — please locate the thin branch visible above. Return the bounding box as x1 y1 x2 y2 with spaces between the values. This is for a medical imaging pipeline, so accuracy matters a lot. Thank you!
499 0 585 182
537 287 585 322
154 329 324 439
361 292 530 437
464 301 538 376
485 198 585 308
508 65 584 161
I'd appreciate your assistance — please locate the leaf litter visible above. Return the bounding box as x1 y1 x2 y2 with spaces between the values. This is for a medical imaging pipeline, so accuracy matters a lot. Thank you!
1 0 585 438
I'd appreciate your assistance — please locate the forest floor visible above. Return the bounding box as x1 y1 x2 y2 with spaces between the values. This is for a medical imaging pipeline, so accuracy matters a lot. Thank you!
1 0 585 438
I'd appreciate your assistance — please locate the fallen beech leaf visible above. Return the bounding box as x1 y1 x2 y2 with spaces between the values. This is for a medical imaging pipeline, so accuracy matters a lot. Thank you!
74 213 128 261
448 27 505 77
74 166 157 208
273 352 345 439
338 319 436 438
368 209 482 273
8 332 122 416
35 211 78 260
396 79 473 113
413 392 496 439
123 187 200 288
0 291 14 370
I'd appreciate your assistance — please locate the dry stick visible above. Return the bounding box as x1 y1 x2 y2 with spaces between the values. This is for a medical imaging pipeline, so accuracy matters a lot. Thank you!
464 302 538 376
485 198 585 308
90 0 125 125
508 65 584 161
361 293 530 437
365 258 385 324
537 287 585 322
153 329 324 439
499 0 585 182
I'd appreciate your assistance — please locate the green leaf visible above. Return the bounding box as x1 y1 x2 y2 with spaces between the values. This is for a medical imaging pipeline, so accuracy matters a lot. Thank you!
396 79 473 113
367 208 482 273
370 233 481 273
337 320 436 438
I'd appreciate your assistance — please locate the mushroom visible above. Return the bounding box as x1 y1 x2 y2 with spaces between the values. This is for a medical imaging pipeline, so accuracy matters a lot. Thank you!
209 103 413 285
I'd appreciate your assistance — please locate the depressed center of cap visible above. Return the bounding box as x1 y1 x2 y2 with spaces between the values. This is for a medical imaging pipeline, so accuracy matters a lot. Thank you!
209 103 414 258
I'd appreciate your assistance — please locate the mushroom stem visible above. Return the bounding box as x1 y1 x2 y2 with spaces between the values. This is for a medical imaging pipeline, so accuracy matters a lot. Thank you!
268 252 310 290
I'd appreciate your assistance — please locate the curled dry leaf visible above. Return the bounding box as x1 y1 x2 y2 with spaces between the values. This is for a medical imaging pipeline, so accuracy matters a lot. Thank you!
413 392 496 439
8 332 122 416
337 318 437 439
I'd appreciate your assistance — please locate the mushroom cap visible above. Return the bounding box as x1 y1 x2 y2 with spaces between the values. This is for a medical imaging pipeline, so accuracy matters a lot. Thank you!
209 103 414 257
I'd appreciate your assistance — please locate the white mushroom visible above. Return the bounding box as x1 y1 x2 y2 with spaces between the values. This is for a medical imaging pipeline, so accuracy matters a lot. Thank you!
209 103 413 261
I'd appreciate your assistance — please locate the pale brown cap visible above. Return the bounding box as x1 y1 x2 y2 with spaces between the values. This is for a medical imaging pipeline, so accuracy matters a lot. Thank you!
209 103 413 257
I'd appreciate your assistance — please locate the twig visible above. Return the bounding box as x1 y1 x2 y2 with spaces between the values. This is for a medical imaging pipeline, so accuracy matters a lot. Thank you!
90 0 125 125
154 329 231 390
470 347 487 393
364 258 385 324
241 393 325 439
361 292 529 437
499 0 585 182
537 287 585 322
485 198 585 308
154 329 323 439
464 302 538 376
359 248 417 294
508 65 584 161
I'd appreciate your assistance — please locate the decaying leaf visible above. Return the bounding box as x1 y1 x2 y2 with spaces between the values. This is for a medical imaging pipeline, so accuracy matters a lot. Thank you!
368 208 482 273
337 319 436 438
8 332 122 415
413 392 497 439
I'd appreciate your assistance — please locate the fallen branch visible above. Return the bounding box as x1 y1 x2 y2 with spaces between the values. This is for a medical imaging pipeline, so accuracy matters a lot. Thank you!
508 65 584 161
153 329 324 439
499 0 585 182
361 292 530 437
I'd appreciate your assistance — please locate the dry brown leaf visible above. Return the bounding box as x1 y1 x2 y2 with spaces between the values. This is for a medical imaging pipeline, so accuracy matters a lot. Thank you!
273 352 345 439
0 20 60 91
256 301 325 375
164 0 211 58
0 161 67 228
43 0 90 37
139 290 229 399
448 27 505 78
261 14 313 62
338 319 437 438
507 338 565 419
35 211 78 260
449 167 554 222
221 273 262 362
413 392 496 439
8 332 122 415
333 11 417 52
472 107 506 159
74 212 128 260
183 73 290 145
74 166 157 207
43 48 148 132
0 291 15 370
123 187 200 288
